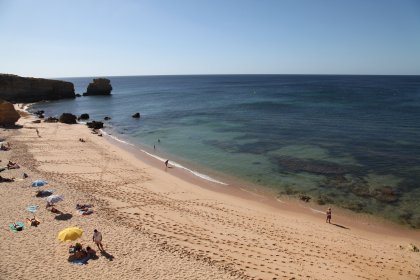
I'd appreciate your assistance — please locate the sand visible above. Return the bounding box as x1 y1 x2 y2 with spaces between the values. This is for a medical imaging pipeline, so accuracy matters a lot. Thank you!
0 108 419 280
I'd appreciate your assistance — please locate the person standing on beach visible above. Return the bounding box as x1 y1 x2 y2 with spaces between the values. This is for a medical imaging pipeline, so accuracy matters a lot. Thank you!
326 207 332 223
36 129 41 137
93 229 104 251
165 160 169 168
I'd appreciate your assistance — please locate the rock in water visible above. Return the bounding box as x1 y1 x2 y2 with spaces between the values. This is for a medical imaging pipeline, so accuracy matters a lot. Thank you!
0 74 75 103
78 113 90 120
132 112 140 118
59 113 77 124
0 99 20 125
83 78 112 96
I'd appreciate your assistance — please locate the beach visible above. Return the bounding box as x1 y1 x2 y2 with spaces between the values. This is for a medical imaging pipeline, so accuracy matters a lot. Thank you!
0 108 419 280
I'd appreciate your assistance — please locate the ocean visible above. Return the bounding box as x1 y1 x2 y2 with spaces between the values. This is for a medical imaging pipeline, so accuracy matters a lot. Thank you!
29 75 420 228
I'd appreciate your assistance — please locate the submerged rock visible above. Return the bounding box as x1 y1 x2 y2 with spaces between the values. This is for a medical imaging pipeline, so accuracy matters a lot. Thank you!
83 78 112 96
0 99 20 125
372 186 399 203
132 112 140 118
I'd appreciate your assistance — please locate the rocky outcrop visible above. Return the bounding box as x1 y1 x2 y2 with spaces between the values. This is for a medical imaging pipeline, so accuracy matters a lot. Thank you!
59 113 77 124
0 99 20 125
86 121 104 129
0 74 75 103
78 113 89 120
132 112 140 118
44 117 58 123
83 78 112 96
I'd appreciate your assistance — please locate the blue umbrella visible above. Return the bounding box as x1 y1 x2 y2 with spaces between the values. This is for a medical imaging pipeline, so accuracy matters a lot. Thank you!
32 180 48 187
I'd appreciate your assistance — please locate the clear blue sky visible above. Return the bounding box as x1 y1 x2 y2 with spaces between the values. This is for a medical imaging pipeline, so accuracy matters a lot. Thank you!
0 0 419 77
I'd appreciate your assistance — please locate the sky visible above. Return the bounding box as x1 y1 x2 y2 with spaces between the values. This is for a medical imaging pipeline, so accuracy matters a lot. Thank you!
0 0 419 77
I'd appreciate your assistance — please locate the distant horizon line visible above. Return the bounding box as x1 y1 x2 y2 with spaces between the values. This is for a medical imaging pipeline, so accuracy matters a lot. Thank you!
55 73 420 79
2 72 420 79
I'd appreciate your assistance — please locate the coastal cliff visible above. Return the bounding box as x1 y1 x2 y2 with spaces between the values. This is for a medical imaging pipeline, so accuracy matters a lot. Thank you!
0 74 75 103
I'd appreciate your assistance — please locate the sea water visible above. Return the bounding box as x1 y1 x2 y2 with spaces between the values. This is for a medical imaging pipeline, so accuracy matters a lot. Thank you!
30 75 420 228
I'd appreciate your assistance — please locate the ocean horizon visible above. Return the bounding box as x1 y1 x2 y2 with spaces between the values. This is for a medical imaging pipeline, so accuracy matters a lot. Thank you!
30 74 420 228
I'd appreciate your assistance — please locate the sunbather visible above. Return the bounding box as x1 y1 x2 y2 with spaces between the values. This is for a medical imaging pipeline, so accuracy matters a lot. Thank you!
7 161 20 169
13 222 23 231
49 206 62 214
76 203 94 210
0 144 10 151
0 175 15 182
26 217 40 227
86 246 97 258
79 208 94 215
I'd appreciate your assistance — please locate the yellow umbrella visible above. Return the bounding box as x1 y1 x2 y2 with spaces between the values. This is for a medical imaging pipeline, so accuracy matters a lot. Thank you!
57 227 83 242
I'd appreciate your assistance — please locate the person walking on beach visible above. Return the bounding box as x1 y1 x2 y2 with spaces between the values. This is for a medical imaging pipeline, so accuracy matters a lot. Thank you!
165 160 169 168
326 207 332 223
93 229 104 251
36 128 41 137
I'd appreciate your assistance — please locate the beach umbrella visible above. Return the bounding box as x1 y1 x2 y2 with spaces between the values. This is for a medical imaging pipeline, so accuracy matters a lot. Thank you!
57 227 83 242
32 180 48 187
46 194 64 204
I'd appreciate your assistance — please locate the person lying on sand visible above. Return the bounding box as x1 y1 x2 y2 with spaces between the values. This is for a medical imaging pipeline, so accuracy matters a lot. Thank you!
0 143 10 151
50 207 61 214
79 208 94 215
26 217 40 227
76 203 94 210
0 175 15 182
86 246 97 258
7 161 20 169
13 222 23 231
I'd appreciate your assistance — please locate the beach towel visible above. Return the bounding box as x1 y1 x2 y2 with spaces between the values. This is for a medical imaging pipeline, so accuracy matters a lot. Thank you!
26 205 39 213
9 222 25 233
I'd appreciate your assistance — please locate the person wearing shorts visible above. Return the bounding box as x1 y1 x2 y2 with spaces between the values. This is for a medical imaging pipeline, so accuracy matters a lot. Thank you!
93 229 104 251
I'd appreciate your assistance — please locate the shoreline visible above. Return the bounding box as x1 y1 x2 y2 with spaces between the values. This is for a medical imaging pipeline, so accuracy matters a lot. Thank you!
103 128 420 240
1 105 418 280
89 107 418 237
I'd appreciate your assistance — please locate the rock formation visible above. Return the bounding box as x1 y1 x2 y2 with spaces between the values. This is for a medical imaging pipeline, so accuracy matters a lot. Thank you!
59 113 77 124
86 121 104 129
78 113 90 120
83 78 112 96
0 74 75 103
132 112 140 118
0 99 20 125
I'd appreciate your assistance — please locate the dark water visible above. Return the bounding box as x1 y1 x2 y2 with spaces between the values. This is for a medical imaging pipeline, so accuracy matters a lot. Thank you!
30 75 420 228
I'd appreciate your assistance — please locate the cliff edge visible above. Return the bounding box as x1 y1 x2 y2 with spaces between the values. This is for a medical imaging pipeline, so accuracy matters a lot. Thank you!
0 74 75 103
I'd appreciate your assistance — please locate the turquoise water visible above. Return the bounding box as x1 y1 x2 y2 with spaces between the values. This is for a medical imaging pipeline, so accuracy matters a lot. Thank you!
30 75 420 227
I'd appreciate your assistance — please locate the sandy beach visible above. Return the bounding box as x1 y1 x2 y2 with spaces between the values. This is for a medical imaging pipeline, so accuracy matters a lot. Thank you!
0 108 419 280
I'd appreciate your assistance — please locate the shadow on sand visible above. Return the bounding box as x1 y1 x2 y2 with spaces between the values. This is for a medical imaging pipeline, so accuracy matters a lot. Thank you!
55 213 73 221
100 250 114 261
332 223 350 230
